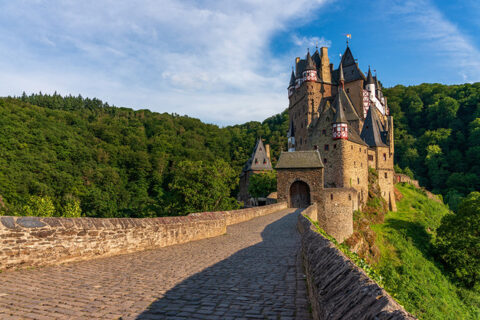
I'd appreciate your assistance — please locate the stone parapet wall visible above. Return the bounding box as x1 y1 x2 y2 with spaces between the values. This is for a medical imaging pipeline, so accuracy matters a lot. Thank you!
394 173 420 188
298 206 416 320
0 202 286 271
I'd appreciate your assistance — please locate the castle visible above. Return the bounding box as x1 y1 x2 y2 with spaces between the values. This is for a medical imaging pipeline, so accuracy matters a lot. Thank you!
276 44 396 242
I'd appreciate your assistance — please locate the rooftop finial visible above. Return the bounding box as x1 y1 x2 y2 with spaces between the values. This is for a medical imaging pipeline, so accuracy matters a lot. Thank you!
346 33 351 46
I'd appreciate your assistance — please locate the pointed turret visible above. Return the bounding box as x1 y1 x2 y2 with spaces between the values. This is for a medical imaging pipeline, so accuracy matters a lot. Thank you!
360 107 387 147
289 69 296 87
332 88 348 140
366 67 375 85
303 50 317 82
288 69 296 97
366 67 376 101
305 50 315 70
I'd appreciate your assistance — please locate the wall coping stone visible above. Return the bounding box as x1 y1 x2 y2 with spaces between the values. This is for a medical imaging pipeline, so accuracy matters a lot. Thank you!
298 205 416 319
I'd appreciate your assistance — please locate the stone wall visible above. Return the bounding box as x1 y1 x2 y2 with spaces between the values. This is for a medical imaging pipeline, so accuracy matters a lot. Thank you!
277 168 323 206
317 188 356 242
0 202 287 271
394 173 420 188
298 205 416 320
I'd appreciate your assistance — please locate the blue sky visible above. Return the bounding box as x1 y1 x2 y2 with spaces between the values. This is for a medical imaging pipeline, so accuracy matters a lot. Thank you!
0 0 479 126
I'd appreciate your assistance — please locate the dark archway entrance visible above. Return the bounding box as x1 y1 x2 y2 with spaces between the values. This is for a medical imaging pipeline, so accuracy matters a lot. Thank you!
289 181 311 208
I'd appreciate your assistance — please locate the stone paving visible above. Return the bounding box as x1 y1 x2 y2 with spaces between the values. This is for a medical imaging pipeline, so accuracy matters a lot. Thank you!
0 208 311 320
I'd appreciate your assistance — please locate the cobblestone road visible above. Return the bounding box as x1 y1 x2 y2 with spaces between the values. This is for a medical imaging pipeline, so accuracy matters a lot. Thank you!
0 208 311 320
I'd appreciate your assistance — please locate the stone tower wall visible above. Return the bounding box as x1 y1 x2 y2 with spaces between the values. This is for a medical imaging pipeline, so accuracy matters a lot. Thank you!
317 188 356 242
375 146 396 211
289 81 333 150
341 140 369 205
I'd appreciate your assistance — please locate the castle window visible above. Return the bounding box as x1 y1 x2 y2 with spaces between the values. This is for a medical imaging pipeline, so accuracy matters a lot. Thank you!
368 155 374 161
385 172 388 178
383 153 387 161
324 144 329 151
301 122 304 128
354 161 356 167
357 178 360 184
349 194 351 200
263 159 267 164
359 147 362 152
351 145 353 150
300 138 303 145
333 144 337 149
255 158 258 164
314 145 318 150
361 162 363 168
324 158 327 163
322 129 326 135
365 149 367 154
330 194 333 200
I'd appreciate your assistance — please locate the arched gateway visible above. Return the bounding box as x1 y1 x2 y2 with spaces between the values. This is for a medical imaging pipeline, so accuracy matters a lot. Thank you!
289 181 311 208
275 150 324 208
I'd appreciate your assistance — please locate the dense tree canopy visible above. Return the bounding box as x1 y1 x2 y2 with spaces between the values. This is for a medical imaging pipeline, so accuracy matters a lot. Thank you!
247 171 277 199
384 83 480 210
435 191 480 288
0 93 287 217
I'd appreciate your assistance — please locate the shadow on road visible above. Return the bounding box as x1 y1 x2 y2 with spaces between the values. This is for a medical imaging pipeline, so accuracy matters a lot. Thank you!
135 209 307 320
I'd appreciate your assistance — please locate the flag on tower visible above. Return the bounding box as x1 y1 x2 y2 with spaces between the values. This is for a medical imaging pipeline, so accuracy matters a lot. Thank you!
346 34 352 39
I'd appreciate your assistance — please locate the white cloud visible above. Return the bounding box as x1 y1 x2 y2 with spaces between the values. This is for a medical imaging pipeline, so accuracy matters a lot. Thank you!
291 35 331 48
0 0 330 125
385 0 480 83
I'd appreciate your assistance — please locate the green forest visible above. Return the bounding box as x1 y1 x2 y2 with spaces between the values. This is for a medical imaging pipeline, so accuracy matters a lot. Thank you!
0 82 479 217
0 93 287 217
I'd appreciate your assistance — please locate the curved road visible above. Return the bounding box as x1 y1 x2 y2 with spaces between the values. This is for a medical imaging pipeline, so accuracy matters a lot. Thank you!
0 208 311 320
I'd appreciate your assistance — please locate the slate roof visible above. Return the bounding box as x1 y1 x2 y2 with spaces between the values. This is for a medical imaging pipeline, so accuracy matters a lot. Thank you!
242 139 273 172
276 151 324 169
312 49 321 67
366 68 375 85
360 107 388 147
331 88 360 122
289 70 296 87
332 46 366 83
333 89 348 123
296 59 306 78
305 51 316 70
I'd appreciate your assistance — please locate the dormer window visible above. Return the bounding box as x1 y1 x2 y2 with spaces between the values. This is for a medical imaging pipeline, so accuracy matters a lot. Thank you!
263 159 267 164
255 158 258 164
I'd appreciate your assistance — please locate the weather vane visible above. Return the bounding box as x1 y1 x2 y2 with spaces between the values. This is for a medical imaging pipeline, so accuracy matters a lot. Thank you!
345 33 352 46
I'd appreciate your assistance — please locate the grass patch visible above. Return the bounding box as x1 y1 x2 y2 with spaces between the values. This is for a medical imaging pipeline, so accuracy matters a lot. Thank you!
372 183 480 319
307 216 384 286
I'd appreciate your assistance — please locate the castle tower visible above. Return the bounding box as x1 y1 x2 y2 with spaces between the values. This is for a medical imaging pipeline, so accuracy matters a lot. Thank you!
288 69 295 98
238 138 273 206
288 48 333 151
287 121 296 152
366 67 376 102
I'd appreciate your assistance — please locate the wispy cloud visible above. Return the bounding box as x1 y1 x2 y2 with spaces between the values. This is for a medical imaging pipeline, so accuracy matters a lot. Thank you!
0 0 330 125
291 35 331 49
385 0 480 82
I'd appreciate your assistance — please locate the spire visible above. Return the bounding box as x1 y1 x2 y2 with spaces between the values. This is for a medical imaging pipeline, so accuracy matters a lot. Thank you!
366 67 374 85
305 50 315 70
333 93 347 124
360 107 387 147
289 68 296 87
339 62 345 89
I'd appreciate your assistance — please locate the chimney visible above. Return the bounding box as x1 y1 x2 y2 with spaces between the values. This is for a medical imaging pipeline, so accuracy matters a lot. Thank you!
320 47 331 83
265 144 271 161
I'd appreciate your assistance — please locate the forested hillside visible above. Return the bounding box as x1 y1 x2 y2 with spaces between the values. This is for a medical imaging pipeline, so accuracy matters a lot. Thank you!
0 82 479 217
384 83 480 210
0 93 286 217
